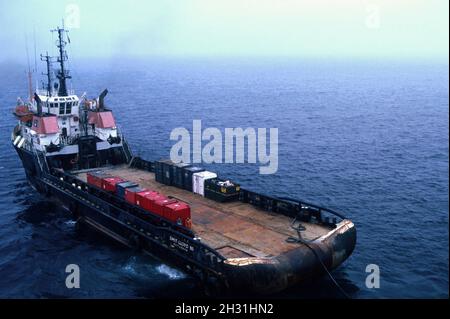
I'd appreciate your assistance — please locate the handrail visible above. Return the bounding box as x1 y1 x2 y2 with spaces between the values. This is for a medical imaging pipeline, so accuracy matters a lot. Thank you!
34 149 43 171
277 196 347 220
60 134 82 146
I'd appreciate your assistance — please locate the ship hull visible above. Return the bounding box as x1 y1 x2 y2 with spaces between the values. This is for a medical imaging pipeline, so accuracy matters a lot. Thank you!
14 146 46 192
13 145 356 296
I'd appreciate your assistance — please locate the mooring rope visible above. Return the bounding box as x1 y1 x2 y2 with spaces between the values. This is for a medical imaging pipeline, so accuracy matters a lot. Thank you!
286 217 351 299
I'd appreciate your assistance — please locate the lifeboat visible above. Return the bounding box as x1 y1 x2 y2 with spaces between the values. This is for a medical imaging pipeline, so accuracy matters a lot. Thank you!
13 104 34 123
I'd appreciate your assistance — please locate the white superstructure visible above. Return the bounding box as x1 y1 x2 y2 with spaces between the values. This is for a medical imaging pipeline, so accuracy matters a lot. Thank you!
12 25 122 158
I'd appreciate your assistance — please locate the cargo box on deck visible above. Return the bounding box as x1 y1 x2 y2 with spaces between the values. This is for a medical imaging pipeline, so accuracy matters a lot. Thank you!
87 171 110 189
163 201 191 227
125 186 146 204
193 171 217 196
162 160 174 185
102 177 125 192
155 159 175 185
116 181 139 199
135 190 160 209
205 178 240 194
144 192 167 213
154 160 163 184
204 178 240 202
171 162 191 189
182 166 205 191
152 197 177 216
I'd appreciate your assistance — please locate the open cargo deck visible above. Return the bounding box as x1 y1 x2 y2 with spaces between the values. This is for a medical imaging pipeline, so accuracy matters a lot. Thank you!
76 165 335 259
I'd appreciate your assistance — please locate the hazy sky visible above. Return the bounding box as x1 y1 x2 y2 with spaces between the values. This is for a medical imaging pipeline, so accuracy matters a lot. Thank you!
0 0 448 62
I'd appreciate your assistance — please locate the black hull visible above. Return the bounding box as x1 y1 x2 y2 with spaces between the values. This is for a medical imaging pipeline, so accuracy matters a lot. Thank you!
13 145 356 296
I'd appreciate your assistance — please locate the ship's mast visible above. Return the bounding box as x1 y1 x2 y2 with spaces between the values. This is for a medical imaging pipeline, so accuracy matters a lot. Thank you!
40 52 52 96
27 67 33 102
52 25 71 96
25 36 33 102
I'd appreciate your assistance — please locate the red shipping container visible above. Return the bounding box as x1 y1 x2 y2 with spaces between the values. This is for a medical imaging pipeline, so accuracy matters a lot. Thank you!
135 190 158 209
163 201 191 227
125 187 147 204
144 192 167 213
102 177 124 192
87 171 109 188
152 197 177 217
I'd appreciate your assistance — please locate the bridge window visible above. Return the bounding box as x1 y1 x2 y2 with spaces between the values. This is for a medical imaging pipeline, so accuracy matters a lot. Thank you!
66 102 72 114
59 102 65 114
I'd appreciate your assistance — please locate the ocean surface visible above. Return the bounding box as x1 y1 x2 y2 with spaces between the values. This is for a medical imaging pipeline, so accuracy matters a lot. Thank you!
0 57 448 298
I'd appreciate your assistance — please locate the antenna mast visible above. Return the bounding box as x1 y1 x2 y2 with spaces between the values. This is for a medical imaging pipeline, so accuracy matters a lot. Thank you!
25 35 33 102
40 52 52 96
51 24 71 96
33 27 37 72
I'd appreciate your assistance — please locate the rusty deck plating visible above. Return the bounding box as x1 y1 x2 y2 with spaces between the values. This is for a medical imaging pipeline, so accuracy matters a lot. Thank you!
76 165 333 259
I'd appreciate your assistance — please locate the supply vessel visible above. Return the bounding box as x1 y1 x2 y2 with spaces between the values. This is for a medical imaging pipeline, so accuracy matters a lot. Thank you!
11 26 356 295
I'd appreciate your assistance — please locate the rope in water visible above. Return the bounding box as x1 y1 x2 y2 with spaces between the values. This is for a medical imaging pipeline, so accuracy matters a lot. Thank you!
286 217 351 299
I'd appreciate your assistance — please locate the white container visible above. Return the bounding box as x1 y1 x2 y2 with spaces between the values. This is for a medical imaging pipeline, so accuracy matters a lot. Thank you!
192 171 217 196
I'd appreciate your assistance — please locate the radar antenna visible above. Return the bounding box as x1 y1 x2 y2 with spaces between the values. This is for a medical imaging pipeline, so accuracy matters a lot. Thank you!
51 23 71 96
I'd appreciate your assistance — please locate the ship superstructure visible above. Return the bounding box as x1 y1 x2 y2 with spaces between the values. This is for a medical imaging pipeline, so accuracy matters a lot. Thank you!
12 26 127 173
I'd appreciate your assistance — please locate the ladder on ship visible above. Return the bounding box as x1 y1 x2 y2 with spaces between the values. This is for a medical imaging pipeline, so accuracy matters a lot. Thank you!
34 149 50 174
